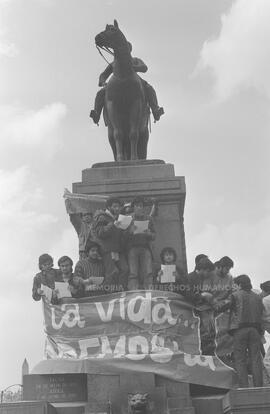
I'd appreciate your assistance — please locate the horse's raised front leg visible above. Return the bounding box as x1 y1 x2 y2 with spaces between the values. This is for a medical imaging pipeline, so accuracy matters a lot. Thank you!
113 128 125 161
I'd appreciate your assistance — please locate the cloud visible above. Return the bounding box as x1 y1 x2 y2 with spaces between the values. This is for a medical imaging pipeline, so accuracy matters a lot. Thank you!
50 227 78 265
0 36 17 57
0 0 18 58
0 103 67 161
187 215 270 288
0 166 78 389
0 292 44 390
0 166 58 283
196 0 270 100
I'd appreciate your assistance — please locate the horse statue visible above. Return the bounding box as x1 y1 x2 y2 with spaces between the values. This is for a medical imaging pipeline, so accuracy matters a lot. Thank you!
95 20 150 161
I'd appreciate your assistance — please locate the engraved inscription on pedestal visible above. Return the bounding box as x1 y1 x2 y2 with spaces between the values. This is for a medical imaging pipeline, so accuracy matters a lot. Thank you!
23 374 87 403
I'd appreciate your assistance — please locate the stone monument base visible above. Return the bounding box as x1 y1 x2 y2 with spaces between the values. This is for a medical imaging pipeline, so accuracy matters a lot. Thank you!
17 370 195 414
73 159 187 271
223 387 270 414
0 401 56 414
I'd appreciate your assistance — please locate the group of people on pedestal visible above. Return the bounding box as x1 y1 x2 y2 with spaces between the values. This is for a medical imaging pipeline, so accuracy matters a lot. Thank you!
187 254 270 388
32 195 270 388
32 195 177 300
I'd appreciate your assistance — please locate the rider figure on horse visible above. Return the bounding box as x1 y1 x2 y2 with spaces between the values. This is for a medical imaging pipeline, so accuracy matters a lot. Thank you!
90 42 164 125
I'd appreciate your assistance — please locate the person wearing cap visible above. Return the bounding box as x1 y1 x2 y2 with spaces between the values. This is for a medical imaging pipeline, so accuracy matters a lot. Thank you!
260 281 270 333
91 197 129 291
220 274 264 387
32 253 62 302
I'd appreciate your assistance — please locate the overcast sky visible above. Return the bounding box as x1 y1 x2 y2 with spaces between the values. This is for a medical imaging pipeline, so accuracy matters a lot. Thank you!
1 0 270 390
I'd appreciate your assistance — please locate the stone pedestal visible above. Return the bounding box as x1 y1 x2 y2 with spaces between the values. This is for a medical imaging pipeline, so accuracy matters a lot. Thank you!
21 372 193 413
223 387 270 414
23 374 87 403
192 395 224 414
0 401 56 414
73 160 187 271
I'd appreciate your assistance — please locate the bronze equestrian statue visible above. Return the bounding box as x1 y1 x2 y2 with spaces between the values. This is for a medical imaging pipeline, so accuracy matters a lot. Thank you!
90 20 164 161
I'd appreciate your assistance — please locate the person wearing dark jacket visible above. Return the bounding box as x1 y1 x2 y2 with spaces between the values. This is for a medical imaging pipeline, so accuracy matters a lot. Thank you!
188 258 216 355
212 256 234 308
260 281 270 334
56 256 85 300
218 274 264 387
212 256 234 360
91 197 128 291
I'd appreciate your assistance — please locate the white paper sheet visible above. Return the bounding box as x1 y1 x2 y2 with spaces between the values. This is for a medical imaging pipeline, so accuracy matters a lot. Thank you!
115 214 133 230
54 281 72 298
160 264 176 283
41 284 53 302
133 220 149 234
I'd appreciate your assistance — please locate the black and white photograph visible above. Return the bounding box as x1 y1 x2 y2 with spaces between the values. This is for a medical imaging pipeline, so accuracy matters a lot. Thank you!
1 1 270 413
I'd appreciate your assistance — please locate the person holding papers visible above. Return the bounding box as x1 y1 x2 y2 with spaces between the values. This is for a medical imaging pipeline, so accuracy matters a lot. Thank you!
32 254 62 302
74 241 105 296
54 256 85 302
91 197 129 291
155 247 187 295
126 196 155 290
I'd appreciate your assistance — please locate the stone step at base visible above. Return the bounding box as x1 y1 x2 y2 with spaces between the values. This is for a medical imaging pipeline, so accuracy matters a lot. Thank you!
168 408 195 414
0 401 56 414
52 402 86 414
223 387 270 414
224 407 270 414
167 397 192 409
192 395 224 414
